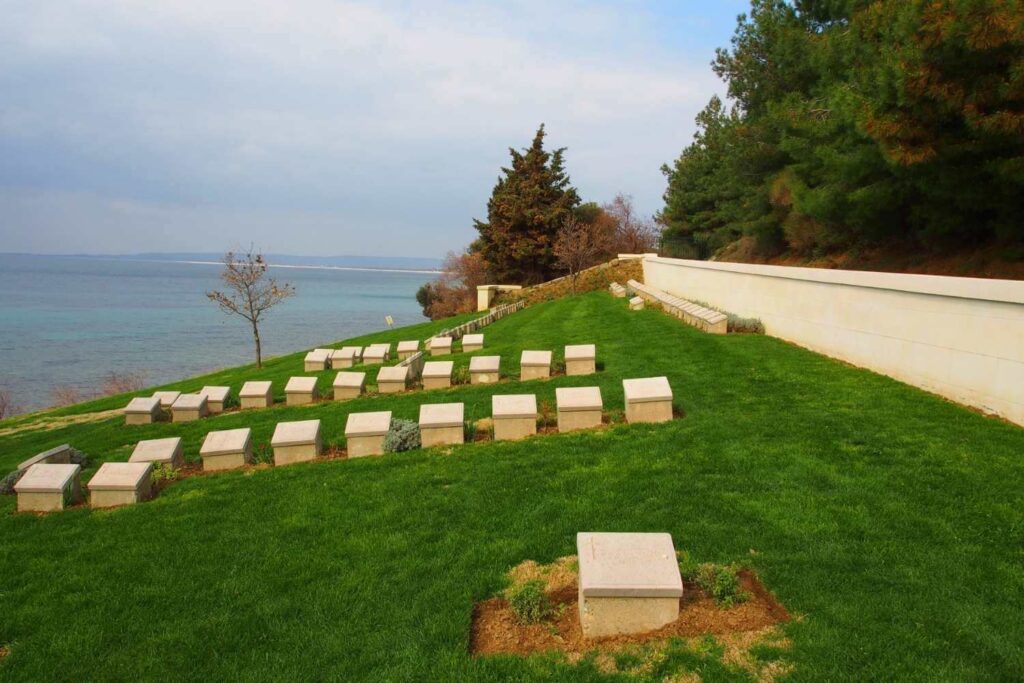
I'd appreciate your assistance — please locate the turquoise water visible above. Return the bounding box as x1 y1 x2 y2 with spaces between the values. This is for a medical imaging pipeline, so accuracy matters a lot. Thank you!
0 254 433 411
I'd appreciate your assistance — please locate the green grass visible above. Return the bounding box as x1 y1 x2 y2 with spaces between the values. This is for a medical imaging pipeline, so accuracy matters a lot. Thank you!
1 292 1023 681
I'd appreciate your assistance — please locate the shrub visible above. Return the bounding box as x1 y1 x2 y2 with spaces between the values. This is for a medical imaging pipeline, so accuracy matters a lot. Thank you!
507 579 553 624
0 470 24 496
452 366 470 385
695 563 749 608
384 419 421 453
100 371 147 396
151 464 179 484
727 315 765 334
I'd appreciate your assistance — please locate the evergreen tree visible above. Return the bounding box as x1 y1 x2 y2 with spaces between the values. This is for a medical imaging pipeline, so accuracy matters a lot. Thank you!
662 0 1024 260
473 125 581 284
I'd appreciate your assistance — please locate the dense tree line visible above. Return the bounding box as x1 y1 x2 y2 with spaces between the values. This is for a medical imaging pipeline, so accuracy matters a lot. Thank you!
660 0 1024 260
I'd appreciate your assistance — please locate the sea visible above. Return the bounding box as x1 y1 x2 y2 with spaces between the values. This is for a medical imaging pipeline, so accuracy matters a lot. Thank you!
0 254 436 412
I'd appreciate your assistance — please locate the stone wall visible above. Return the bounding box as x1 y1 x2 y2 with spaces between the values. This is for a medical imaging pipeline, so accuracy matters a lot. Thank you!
642 256 1024 427
505 259 643 306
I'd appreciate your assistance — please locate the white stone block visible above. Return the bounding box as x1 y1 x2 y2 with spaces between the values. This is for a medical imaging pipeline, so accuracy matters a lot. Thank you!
199 386 231 413
124 396 161 425
422 360 454 390
345 411 392 457
377 365 410 394
333 371 366 400
623 377 673 424
470 355 501 384
88 462 153 508
285 376 319 406
520 350 553 381
462 333 484 352
200 428 253 471
129 437 184 469
239 381 273 409
565 344 597 376
556 386 603 432
14 463 81 512
430 336 453 356
577 532 683 638
171 393 208 422
492 394 537 441
419 402 464 448
271 419 322 465
304 348 331 372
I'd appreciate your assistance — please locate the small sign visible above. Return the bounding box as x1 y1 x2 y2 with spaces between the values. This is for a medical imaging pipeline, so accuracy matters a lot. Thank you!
385 315 394 328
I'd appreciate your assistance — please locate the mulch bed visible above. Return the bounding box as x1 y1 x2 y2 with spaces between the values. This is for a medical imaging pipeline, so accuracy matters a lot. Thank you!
471 560 789 658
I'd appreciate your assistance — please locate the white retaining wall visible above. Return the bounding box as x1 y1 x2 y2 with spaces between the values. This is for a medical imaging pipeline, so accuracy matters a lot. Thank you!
642 256 1024 427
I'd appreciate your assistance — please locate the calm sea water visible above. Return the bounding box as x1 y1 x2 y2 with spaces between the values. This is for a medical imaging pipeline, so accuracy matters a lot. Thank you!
0 254 433 411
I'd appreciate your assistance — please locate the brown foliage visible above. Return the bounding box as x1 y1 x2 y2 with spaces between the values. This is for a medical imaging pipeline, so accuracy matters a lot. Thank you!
422 251 489 319
0 388 19 420
603 194 661 254
100 371 147 396
50 385 83 407
207 249 296 367
554 216 610 292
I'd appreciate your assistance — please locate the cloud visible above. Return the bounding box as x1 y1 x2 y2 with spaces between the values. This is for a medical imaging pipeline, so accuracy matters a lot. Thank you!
0 0 729 256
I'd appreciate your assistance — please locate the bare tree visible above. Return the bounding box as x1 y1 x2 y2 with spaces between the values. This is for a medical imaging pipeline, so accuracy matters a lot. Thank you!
0 387 16 420
554 216 608 293
51 385 83 407
100 371 147 396
207 250 295 368
604 193 661 254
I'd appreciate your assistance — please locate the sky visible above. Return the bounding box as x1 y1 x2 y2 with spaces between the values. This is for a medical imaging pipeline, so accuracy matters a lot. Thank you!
0 0 750 258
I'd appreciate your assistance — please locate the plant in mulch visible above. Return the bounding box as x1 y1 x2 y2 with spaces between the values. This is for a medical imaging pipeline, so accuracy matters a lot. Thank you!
252 442 274 465
506 579 554 624
384 419 421 453
452 366 470 385
150 464 179 484
538 400 556 429
679 552 750 608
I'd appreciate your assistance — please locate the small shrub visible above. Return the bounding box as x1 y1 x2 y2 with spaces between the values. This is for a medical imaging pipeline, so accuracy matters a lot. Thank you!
100 371 147 396
507 579 553 624
0 470 24 496
677 550 699 582
252 442 274 465
384 419 421 453
452 366 470 385
727 315 764 334
463 420 477 443
151 464 179 484
537 400 556 428
695 563 749 608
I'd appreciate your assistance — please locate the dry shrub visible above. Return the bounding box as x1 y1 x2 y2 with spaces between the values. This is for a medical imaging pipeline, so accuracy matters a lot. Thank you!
50 385 83 407
100 371 147 396
420 251 489 319
0 388 19 420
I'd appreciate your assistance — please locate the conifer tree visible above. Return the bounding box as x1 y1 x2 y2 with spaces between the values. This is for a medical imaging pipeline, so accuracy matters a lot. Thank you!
473 125 581 284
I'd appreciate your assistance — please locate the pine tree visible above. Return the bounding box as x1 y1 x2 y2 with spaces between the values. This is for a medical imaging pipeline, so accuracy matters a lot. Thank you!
473 125 581 284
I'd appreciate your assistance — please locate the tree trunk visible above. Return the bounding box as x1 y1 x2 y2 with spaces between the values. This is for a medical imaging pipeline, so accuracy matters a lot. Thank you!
251 320 263 368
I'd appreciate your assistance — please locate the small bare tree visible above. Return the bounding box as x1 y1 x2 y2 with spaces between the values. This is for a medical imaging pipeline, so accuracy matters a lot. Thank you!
0 387 15 419
604 193 661 254
207 250 295 368
554 216 608 293
100 371 147 396
51 385 83 407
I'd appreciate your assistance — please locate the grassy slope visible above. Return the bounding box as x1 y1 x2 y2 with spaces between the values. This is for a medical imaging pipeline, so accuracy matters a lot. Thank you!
1 292 1023 681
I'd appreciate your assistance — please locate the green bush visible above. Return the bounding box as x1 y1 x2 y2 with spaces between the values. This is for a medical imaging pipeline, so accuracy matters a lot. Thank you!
151 464 179 483
507 579 553 624
452 366 470 385
384 419 421 453
695 563 749 608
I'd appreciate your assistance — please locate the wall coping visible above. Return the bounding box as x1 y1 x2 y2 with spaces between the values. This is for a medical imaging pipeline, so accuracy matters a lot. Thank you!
644 256 1024 305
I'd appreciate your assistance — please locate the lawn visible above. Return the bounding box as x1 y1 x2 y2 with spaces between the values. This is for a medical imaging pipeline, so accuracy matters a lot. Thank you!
1 291 1022 681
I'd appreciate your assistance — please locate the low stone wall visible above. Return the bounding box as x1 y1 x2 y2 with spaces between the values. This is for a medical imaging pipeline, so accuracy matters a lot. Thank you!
505 259 643 306
643 256 1024 426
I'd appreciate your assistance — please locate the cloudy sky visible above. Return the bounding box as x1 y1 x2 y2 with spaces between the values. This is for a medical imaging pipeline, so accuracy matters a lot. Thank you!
0 0 748 258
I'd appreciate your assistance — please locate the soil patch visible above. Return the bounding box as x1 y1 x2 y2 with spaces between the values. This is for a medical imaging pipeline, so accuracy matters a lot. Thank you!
471 556 790 663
